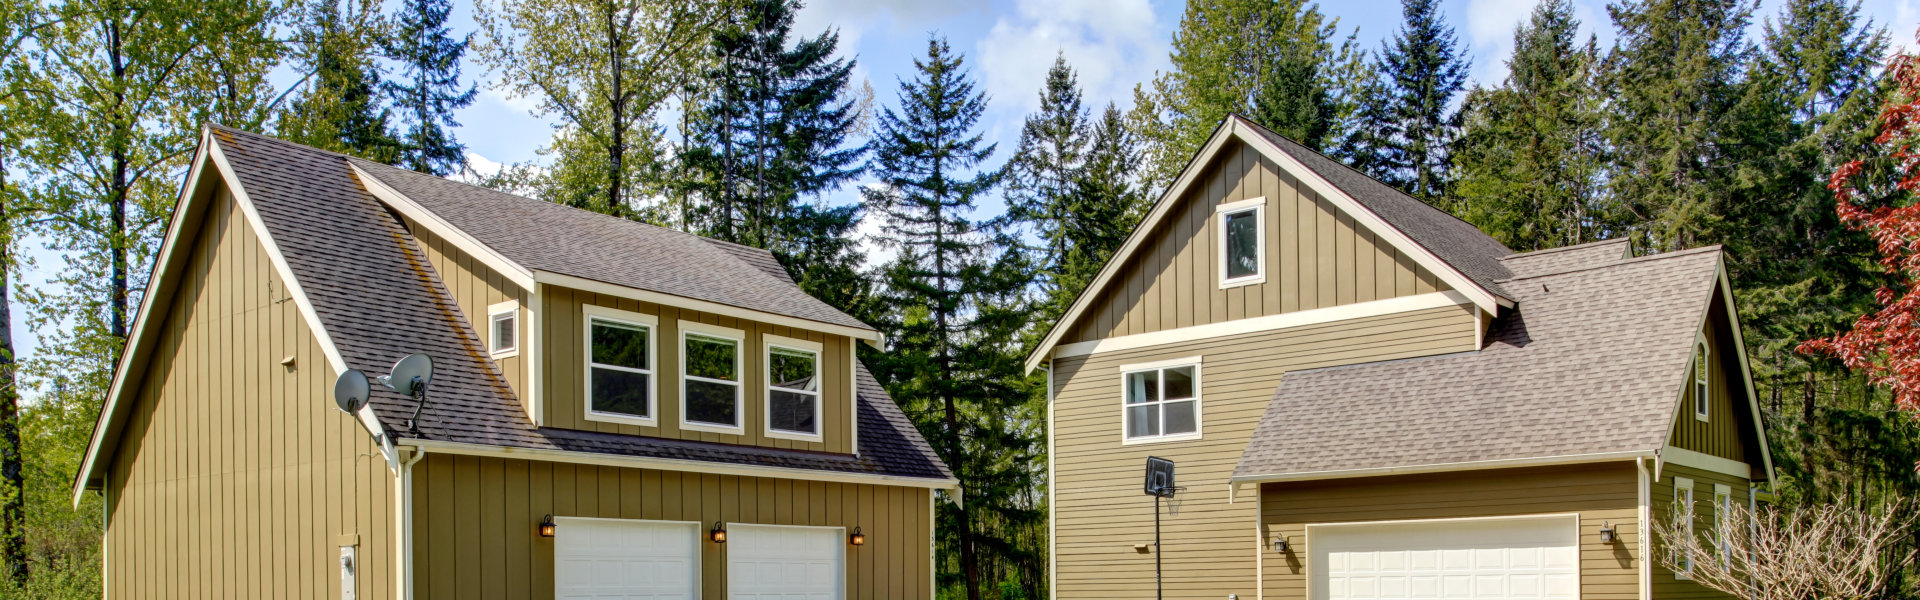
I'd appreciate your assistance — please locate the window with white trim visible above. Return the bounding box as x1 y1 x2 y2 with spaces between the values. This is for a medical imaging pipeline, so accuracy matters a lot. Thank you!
766 335 822 439
1674 476 1695 579
488 301 519 357
1713 484 1733 568
1217 197 1265 288
682 321 744 432
1693 336 1711 422
585 306 657 424
1122 360 1200 441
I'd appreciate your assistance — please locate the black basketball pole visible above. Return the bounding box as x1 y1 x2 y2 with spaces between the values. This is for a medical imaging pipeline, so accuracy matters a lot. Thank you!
1154 494 1162 600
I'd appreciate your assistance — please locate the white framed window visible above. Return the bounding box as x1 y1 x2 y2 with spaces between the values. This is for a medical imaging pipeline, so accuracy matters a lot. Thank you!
1713 484 1733 567
764 334 824 441
583 305 658 427
1674 476 1695 579
681 320 745 434
1217 197 1266 289
1119 357 1202 444
1693 335 1711 422
488 300 520 357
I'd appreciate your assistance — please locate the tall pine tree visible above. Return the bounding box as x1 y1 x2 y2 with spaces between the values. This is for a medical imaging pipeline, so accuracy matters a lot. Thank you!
1052 103 1146 319
280 0 399 162
862 36 1039 600
383 0 476 176
1005 55 1090 303
1451 0 1606 250
1345 0 1470 206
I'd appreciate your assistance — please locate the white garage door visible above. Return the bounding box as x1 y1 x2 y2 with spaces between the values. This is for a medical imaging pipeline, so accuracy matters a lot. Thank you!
556 518 700 600
1311 515 1579 600
728 524 845 600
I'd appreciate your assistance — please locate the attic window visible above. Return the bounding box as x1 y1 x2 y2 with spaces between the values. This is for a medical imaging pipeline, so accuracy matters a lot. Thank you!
1693 336 1710 422
488 301 519 358
1217 197 1265 288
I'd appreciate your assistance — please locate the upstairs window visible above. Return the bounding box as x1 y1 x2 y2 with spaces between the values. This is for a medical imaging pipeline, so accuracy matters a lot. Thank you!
1693 336 1710 422
585 306 657 425
766 335 823 440
488 301 519 357
682 322 744 432
1122 359 1201 443
1217 197 1266 288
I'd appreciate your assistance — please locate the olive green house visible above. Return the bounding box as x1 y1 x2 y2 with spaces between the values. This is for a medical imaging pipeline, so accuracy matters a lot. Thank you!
72 126 954 599
1031 115 1771 600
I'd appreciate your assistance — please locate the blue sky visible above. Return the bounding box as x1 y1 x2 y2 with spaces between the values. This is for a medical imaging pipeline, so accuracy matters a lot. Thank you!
11 0 1920 373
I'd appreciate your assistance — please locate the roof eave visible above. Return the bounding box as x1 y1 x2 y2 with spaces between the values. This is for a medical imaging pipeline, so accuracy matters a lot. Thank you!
405 438 958 490
1228 449 1656 486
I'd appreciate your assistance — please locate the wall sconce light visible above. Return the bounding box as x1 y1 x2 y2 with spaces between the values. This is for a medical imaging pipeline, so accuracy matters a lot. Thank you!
537 514 556 538
710 521 728 543
849 526 866 546
1598 522 1617 544
1273 536 1289 553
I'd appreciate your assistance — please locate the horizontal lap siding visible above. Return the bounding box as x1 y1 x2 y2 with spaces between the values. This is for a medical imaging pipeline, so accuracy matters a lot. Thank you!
1067 140 1444 345
106 188 396 599
1651 465 1748 600
407 220 531 411
1259 463 1642 600
1050 306 1479 599
411 454 930 599
541 285 854 454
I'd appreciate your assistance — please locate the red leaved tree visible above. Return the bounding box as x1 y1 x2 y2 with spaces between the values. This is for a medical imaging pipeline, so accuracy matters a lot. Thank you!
1800 41 1920 410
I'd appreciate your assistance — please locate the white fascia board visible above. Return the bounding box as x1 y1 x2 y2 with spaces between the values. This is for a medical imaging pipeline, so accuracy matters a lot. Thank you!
1055 291 1471 359
347 162 537 292
404 438 960 490
1228 450 1654 485
534 270 883 345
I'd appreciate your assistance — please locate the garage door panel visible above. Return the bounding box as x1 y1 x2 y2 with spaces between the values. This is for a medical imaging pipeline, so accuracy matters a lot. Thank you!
1312 515 1579 600
556 518 699 600
729 524 844 600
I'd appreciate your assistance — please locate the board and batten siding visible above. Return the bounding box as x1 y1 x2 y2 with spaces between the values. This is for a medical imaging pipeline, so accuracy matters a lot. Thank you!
1651 464 1749 599
410 454 930 599
1669 294 1756 464
105 187 396 599
541 285 855 454
1258 462 1641 600
405 217 532 404
1049 305 1480 598
1066 140 1447 345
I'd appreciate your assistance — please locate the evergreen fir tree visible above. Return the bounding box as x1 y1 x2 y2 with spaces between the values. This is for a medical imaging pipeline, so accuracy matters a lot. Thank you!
1052 103 1147 319
1451 0 1606 250
383 0 476 176
862 36 1039 600
279 0 399 162
1005 55 1090 299
1347 0 1470 205
1251 46 1336 150
1603 0 1752 250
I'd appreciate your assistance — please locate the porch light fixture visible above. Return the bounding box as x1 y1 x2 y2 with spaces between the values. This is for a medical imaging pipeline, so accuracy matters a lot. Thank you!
1272 536 1289 553
710 521 727 543
849 527 866 546
1599 522 1617 544
537 514 556 538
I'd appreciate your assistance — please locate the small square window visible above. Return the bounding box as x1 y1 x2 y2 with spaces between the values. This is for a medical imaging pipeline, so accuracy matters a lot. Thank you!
1122 360 1201 443
487 302 519 357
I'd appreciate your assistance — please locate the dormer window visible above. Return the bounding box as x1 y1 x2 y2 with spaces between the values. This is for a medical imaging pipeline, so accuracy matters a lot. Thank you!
1217 197 1265 288
1693 336 1710 422
766 335 823 441
584 306 658 426
488 301 519 357
681 321 745 433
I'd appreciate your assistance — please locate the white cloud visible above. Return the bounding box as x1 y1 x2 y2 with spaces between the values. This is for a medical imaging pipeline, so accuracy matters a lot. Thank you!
974 0 1167 118
794 0 979 57
1464 0 1540 84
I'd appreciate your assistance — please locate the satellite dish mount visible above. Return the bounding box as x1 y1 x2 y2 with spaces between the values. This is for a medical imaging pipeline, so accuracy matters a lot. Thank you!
377 353 435 435
1143 457 1183 600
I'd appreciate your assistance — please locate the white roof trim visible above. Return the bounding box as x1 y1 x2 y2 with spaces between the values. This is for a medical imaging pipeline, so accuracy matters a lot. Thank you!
1717 261 1776 486
1229 449 1654 485
534 270 883 345
1055 290 1470 359
405 438 958 489
348 162 538 292
1024 117 1505 374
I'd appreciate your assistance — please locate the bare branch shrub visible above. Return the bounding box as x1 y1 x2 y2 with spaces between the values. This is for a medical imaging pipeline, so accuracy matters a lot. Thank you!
1652 497 1914 600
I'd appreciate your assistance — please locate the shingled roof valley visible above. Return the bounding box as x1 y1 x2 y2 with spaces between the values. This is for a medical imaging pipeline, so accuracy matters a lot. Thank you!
210 125 946 481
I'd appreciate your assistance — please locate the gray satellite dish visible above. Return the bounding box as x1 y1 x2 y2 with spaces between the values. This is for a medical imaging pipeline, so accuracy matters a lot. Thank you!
380 353 434 396
333 369 370 414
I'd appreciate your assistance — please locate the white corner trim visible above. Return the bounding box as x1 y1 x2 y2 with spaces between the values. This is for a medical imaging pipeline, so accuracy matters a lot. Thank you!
527 286 544 425
1057 290 1472 359
1042 363 1057 600
1230 449 1655 485
1658 446 1753 480
536 270 881 344
349 162 537 291
1636 457 1652 600
403 438 962 489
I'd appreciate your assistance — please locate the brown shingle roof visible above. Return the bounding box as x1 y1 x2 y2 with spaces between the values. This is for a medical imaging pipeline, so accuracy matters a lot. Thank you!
1232 246 1724 480
1499 238 1633 279
211 125 946 481
348 158 869 331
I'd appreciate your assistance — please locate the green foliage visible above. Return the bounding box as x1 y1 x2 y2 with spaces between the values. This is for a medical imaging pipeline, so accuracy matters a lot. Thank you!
383 0 476 176
1344 0 1470 205
278 0 401 162
1005 56 1089 307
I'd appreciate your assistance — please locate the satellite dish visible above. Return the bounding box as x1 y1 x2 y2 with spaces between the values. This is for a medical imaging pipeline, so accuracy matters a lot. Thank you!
333 369 370 414
382 353 434 396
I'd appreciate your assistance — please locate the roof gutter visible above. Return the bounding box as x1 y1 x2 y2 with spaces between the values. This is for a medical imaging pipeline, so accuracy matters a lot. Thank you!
1228 449 1656 485
401 438 958 490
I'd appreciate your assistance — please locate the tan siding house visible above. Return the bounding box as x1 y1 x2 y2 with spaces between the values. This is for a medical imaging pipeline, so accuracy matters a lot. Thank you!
75 126 954 599
1033 116 1774 600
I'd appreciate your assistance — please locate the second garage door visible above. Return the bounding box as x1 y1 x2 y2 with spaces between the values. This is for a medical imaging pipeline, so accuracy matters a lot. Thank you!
728 524 845 600
555 518 700 599
1310 514 1579 600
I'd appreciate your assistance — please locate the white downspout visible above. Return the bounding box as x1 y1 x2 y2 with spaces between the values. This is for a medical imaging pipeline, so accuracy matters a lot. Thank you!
396 446 427 600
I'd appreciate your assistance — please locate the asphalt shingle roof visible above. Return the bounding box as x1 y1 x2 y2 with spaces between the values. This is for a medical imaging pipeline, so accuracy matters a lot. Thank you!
211 125 946 481
1499 238 1633 279
1232 246 1724 479
348 158 868 331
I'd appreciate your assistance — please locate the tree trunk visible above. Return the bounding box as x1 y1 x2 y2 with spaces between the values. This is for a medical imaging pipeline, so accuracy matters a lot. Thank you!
109 19 129 342
604 7 625 218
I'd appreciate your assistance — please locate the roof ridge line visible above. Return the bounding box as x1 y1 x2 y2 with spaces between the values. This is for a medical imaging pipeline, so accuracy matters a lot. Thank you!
1498 245 1723 282
1500 237 1631 260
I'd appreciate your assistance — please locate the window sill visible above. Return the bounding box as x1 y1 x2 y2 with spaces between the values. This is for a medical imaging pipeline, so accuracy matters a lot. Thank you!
766 429 823 443
681 421 744 435
1121 432 1202 446
1219 275 1265 290
490 348 520 359
585 410 656 428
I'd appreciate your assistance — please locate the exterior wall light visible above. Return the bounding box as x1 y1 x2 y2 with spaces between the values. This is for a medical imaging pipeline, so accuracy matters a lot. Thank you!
1599 522 1617 544
849 526 865 546
710 521 727 543
538 514 556 538
1272 536 1289 553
